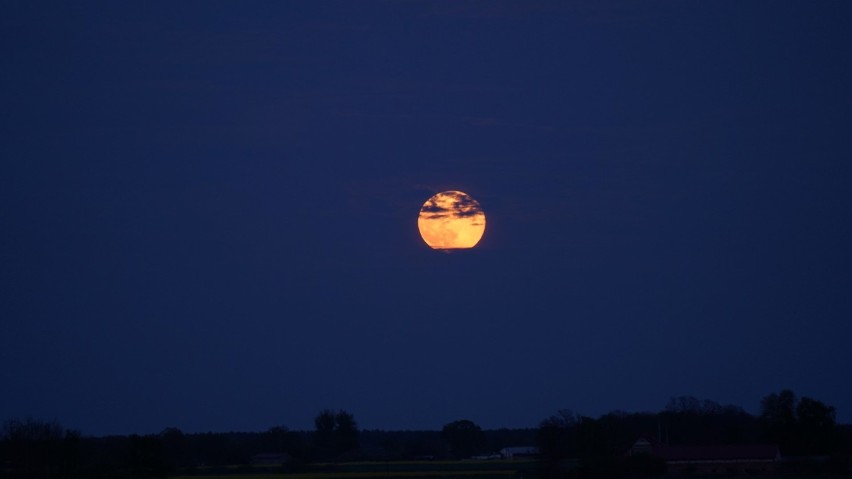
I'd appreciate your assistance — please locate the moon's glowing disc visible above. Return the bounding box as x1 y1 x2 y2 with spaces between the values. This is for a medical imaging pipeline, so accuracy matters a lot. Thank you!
418 191 486 250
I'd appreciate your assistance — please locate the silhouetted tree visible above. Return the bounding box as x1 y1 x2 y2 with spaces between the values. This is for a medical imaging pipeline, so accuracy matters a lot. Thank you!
314 410 337 460
313 409 359 460
536 410 577 479
441 419 485 459
760 389 839 455
335 410 359 457
1 417 79 478
796 396 837 454
760 389 797 448
761 389 795 452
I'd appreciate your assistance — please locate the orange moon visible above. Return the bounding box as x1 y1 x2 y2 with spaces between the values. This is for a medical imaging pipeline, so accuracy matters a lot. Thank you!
417 191 486 250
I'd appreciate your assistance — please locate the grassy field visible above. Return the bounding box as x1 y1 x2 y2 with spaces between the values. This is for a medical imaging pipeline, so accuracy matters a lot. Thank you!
171 459 538 479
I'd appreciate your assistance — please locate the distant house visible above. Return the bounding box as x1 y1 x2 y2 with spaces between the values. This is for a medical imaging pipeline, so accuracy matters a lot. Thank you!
471 453 502 460
627 437 781 475
499 446 539 460
250 452 291 465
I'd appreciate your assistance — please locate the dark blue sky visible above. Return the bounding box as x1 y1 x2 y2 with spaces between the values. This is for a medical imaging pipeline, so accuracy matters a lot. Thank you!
2 1 851 436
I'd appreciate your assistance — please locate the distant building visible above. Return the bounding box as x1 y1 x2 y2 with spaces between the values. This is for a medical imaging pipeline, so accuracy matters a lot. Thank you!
499 446 539 460
627 436 781 475
250 452 291 465
471 453 502 460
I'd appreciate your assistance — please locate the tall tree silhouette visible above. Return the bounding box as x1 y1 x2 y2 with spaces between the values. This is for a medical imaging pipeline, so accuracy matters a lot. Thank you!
313 410 359 460
536 410 577 479
760 389 797 452
335 411 359 456
441 419 485 459
796 396 837 454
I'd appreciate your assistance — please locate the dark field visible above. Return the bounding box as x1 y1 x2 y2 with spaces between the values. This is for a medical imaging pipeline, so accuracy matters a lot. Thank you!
172 459 537 479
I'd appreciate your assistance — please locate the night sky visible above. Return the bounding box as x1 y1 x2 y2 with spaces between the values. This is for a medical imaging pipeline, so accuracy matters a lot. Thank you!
2 2 852 436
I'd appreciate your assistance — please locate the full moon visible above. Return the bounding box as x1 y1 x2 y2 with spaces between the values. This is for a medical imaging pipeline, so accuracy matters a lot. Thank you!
418 191 486 250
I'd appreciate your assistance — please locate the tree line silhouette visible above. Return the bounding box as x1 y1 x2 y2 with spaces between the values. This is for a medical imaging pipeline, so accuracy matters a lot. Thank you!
1 390 849 478
535 390 847 478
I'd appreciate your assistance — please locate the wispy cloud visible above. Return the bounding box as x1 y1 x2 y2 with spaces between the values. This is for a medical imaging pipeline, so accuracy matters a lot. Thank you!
419 191 484 220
